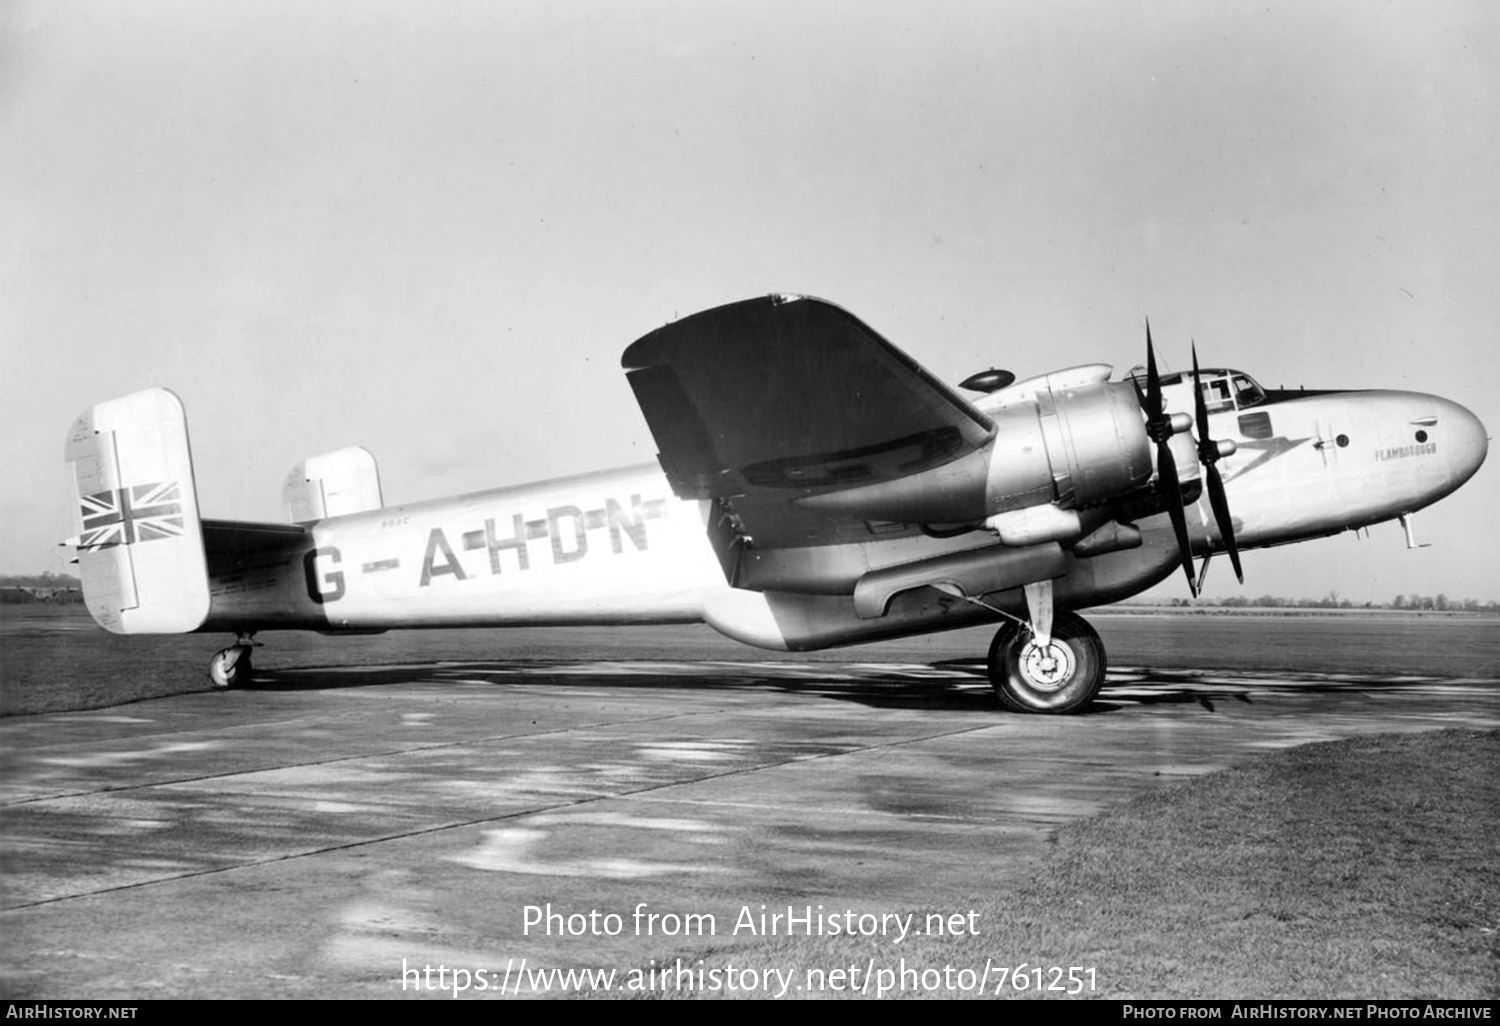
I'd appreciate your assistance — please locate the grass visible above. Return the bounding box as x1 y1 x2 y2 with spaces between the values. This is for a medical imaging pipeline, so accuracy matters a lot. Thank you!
641 730 1499 1000
0 608 208 715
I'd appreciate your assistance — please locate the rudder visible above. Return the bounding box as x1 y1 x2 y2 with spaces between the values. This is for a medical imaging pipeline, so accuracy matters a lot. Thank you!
63 388 211 634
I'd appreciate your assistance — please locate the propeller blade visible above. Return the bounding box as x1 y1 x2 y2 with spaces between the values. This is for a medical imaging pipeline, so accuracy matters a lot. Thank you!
1191 340 1245 585
1145 320 1163 420
1155 437 1197 596
1204 462 1244 584
1137 317 1196 595
1192 343 1211 443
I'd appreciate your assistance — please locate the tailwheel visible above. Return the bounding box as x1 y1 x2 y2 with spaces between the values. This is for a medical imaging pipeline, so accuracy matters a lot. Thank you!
987 610 1105 714
209 632 259 689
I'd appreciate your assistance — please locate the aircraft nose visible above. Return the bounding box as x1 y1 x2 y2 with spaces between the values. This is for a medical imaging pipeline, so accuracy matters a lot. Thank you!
1432 396 1488 486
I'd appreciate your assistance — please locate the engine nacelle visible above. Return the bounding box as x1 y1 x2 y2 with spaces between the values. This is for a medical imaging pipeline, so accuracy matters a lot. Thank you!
984 380 1153 512
796 380 1157 525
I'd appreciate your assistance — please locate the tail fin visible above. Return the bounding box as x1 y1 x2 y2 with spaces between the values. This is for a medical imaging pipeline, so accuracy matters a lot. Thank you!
63 388 211 634
282 446 382 522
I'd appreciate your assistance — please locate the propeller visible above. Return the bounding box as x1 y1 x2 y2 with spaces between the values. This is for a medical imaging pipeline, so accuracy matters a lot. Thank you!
1191 344 1244 584
1133 320 1197 596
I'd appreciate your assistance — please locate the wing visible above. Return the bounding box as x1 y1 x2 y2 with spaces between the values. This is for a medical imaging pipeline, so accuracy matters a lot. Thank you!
622 295 995 548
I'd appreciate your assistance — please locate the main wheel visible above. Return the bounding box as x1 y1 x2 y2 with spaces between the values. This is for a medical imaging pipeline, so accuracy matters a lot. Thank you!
209 646 252 689
987 610 1106 714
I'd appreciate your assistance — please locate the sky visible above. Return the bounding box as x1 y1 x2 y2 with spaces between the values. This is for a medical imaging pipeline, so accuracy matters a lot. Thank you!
3 0 1496 605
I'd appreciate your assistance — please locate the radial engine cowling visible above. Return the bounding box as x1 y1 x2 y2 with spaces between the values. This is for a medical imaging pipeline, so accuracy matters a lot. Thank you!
985 381 1153 512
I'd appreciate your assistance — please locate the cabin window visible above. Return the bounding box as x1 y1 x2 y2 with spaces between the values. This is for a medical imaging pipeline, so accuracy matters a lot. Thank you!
1238 411 1274 440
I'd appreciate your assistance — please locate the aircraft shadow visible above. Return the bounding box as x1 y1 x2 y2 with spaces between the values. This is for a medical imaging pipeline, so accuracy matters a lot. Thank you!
239 662 1000 712
228 659 1293 715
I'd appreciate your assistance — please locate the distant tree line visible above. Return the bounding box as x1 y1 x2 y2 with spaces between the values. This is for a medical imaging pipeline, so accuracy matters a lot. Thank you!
1 572 81 588
0 572 84 604
1172 591 1499 612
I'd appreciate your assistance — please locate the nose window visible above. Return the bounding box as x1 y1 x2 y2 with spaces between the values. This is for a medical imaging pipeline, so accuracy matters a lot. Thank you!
1415 430 1428 443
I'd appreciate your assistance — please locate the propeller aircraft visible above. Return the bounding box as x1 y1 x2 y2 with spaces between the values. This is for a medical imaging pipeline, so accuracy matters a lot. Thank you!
63 295 1489 713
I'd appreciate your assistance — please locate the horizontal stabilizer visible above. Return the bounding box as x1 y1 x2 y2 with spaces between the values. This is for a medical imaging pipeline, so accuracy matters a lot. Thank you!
63 388 210 634
202 518 310 564
283 446 382 522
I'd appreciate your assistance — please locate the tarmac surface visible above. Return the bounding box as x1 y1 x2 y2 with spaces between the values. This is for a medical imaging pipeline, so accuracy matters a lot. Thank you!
2 657 1498 999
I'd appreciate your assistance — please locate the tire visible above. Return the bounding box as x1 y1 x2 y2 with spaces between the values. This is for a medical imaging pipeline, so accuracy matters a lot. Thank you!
209 646 251 689
987 610 1106 714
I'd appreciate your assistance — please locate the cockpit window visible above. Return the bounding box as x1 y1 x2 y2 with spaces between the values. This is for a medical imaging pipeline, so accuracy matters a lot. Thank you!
1199 378 1234 413
1233 375 1265 408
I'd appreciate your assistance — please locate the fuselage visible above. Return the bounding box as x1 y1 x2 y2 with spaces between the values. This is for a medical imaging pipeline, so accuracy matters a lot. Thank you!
205 464 710 630
201 384 1487 652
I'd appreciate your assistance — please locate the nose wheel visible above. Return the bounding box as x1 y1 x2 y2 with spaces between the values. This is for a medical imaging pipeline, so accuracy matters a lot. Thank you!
987 610 1105 714
209 632 260 689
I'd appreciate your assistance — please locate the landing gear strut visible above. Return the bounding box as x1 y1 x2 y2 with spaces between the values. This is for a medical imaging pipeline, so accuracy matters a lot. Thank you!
209 632 259 689
932 578 1108 714
987 610 1106 714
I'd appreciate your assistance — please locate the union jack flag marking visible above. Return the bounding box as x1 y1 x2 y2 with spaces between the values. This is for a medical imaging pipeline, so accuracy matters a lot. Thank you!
78 482 186 549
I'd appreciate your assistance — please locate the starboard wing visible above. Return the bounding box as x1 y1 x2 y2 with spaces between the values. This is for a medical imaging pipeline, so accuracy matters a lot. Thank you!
622 295 995 548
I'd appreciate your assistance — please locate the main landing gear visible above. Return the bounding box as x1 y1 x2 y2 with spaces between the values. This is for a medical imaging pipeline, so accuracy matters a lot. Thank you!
939 578 1106 713
987 610 1105 714
985 580 1105 713
209 631 260 689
